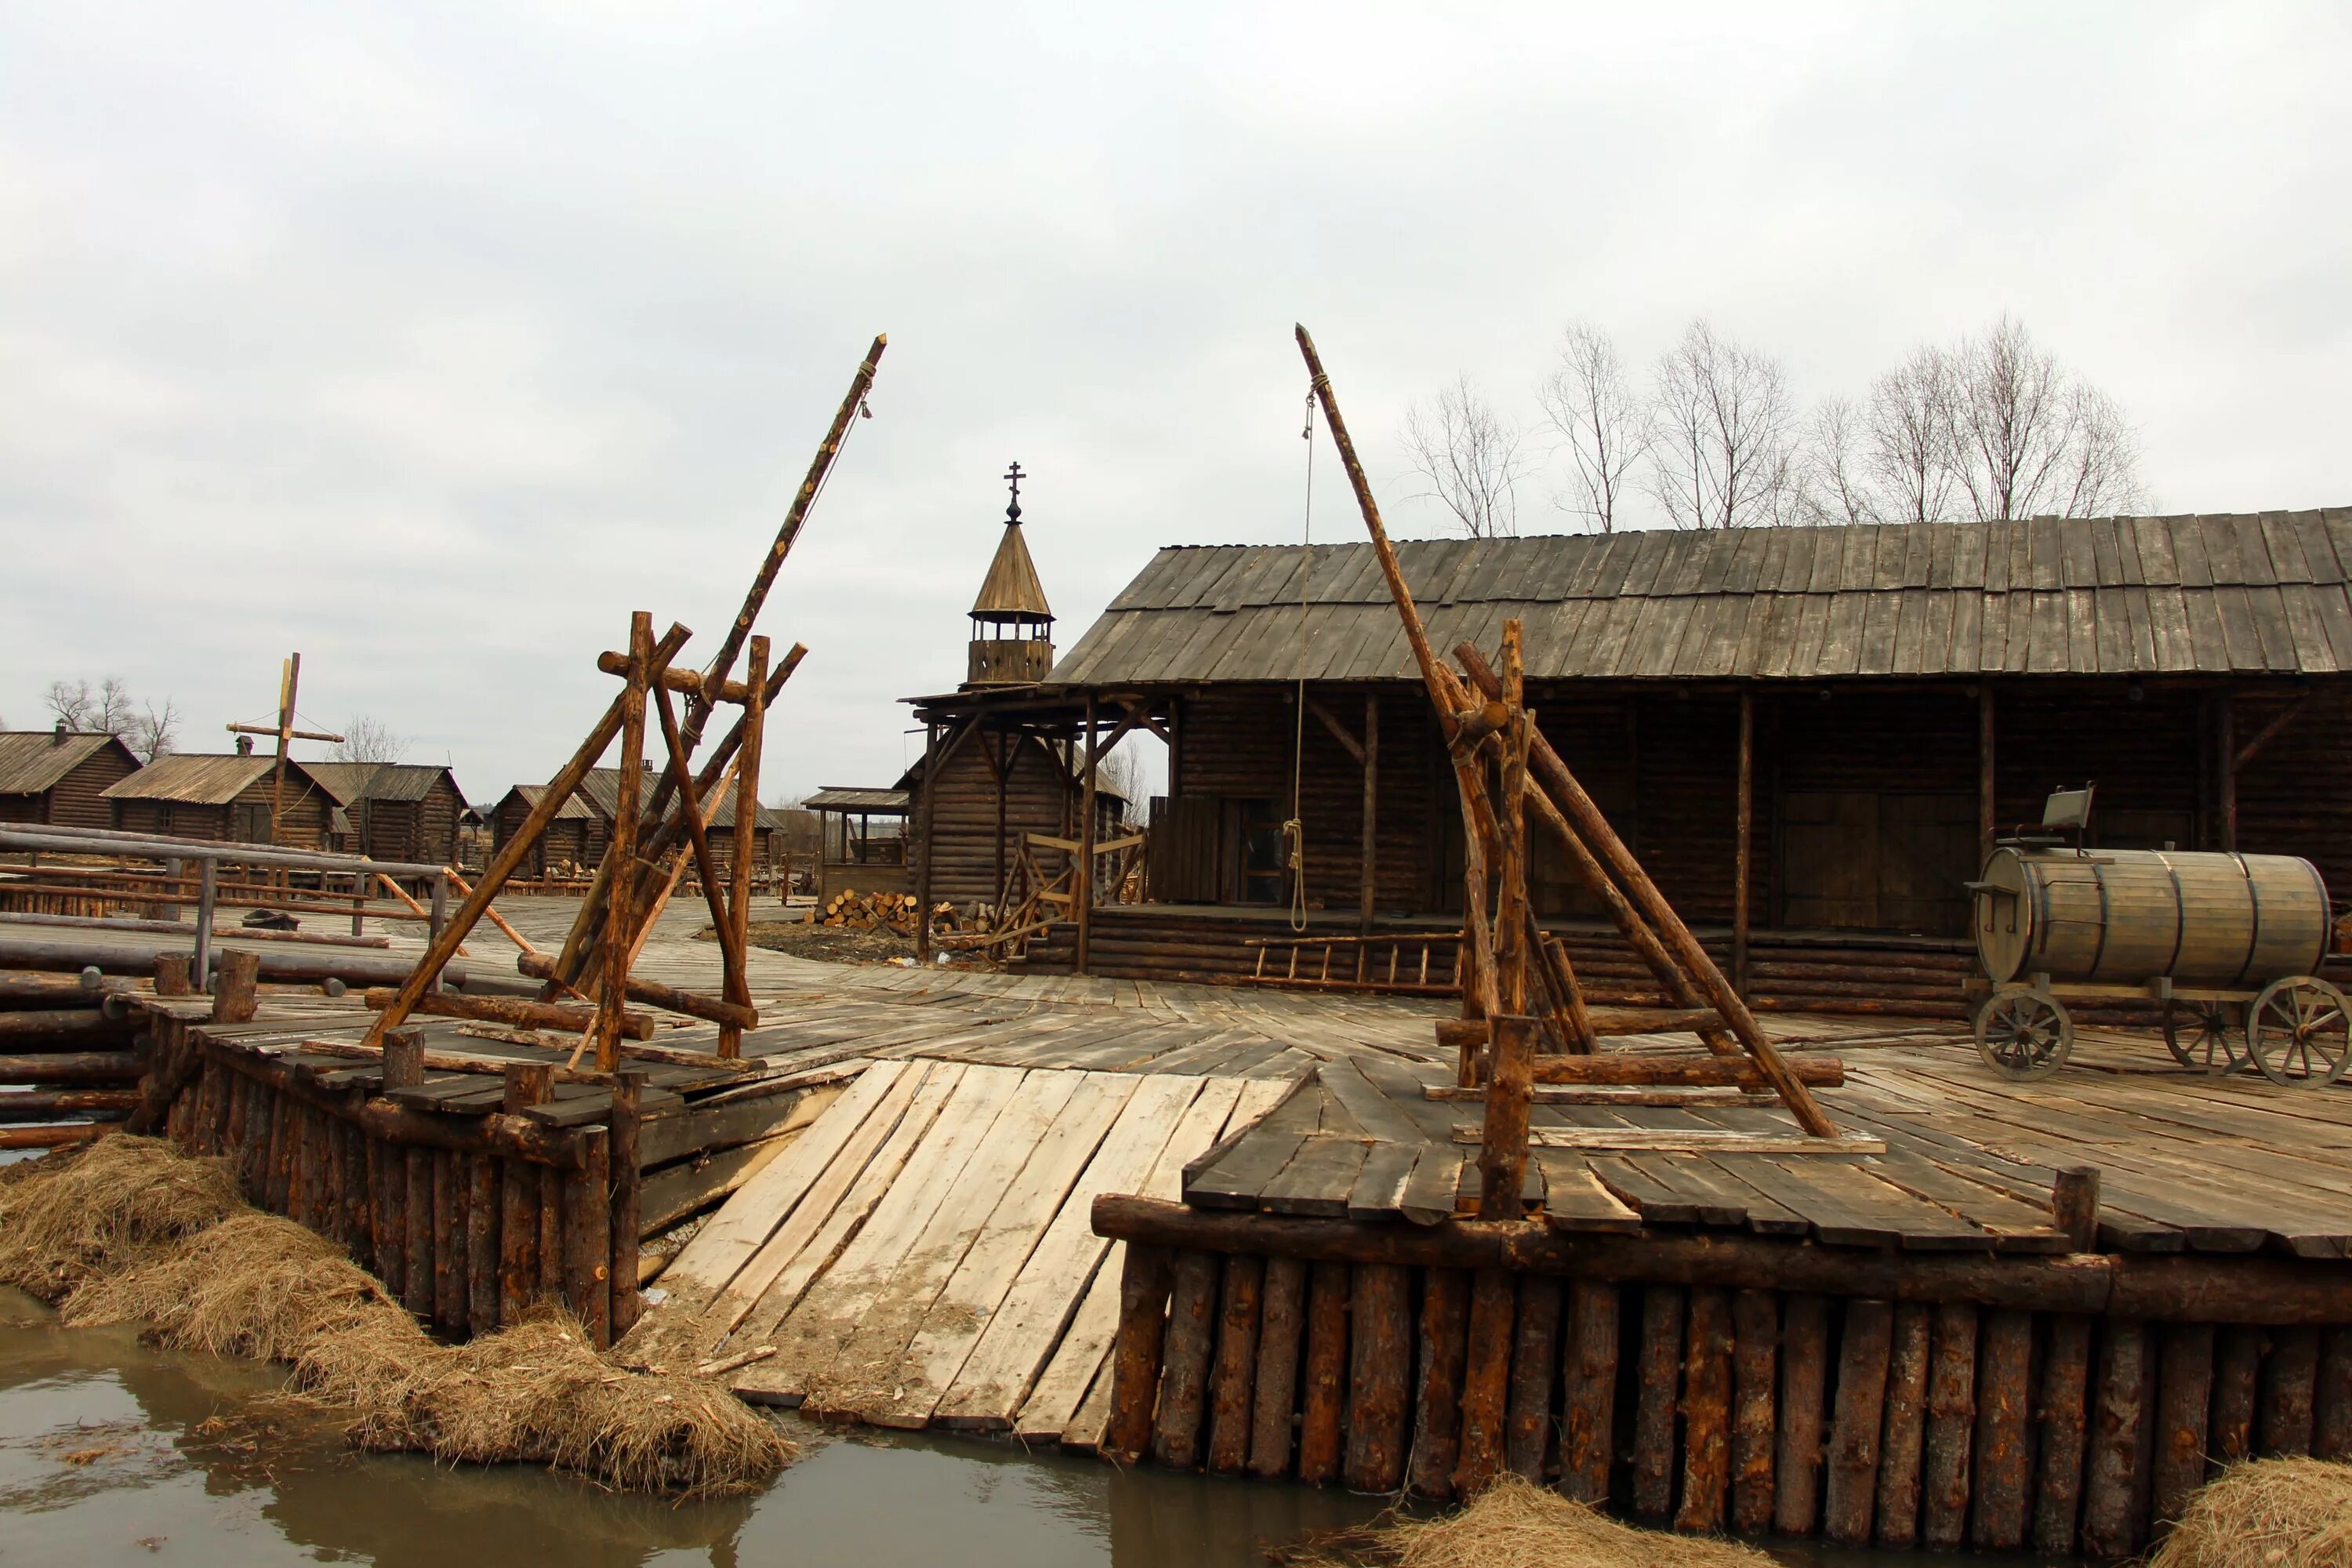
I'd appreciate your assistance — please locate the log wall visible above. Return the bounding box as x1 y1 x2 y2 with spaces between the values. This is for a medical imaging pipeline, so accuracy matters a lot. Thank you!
1103 1237 2352 1556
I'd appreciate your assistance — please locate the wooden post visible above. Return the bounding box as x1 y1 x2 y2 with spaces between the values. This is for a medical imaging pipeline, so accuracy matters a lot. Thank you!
1248 1254 1307 1479
2150 1321 2216 1530
381 1026 425 1090
1733 689 1753 997
1978 683 1996 862
1922 1301 1979 1549
1631 1284 1685 1521
268 653 299 846
1675 1286 1733 1534
595 612 652 1073
403 1146 434 1318
1298 1259 1348 1485
2035 1315 2095 1554
2218 688 2238 851
1505 1275 1563 1486
467 1153 499 1334
1343 1262 1411 1493
2260 1325 2321 1455
1877 1301 1930 1547
210 949 259 1024
1560 1279 1620 1504
2082 1319 2154 1558
1359 692 1379 936
649 684 744 1033
432 1149 461 1333
1824 1299 1893 1545
567 1127 612 1347
991 734 1010 916
608 1070 644 1337
1103 1243 1174 1465
720 637 768 1057
1406 1269 1471 1500
2053 1166 2101 1252
193 857 216 991
1205 1253 1264 1474
1730 1287 1778 1534
1475 1014 1536 1220
154 953 191 998
1076 695 1098 976
1455 1266 1516 1498
914 721 939 964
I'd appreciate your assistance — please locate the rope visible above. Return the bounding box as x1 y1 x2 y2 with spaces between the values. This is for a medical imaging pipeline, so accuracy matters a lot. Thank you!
1284 389 1315 932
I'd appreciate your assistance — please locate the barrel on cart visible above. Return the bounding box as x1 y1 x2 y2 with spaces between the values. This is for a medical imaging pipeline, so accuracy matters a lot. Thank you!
1969 843 2347 1086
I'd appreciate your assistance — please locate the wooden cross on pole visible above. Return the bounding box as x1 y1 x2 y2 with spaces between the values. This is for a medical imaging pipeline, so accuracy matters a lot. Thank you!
223 653 342 845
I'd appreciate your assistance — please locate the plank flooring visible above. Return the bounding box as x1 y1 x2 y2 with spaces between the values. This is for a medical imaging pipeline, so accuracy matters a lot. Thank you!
165 894 2352 1445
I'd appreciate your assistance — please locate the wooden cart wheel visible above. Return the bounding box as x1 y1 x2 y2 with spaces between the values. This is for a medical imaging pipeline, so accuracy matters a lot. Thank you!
2163 997 2246 1076
2246 976 2351 1089
1974 987 2073 1080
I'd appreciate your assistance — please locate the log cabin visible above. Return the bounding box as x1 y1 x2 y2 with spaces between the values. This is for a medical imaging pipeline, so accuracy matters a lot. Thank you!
911 510 2352 1012
307 762 467 868
0 728 140 829
489 783 601 879
573 767 773 880
803 786 910 900
101 749 335 848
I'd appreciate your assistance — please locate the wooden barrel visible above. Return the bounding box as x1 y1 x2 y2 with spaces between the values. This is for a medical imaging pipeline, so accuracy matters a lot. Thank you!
1973 848 2329 988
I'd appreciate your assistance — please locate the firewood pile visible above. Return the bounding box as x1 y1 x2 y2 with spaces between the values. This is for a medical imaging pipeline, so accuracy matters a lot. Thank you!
806 889 931 935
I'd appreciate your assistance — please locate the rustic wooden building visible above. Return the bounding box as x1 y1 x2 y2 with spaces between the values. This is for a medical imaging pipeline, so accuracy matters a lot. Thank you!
0 728 140 829
804 786 911 900
307 762 467 867
102 753 335 848
902 470 1131 917
1002 510 2352 1006
568 768 775 879
489 784 601 878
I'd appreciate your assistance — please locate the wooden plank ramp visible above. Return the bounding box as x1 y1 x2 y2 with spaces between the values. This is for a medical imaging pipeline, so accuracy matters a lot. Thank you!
615 1057 1304 1441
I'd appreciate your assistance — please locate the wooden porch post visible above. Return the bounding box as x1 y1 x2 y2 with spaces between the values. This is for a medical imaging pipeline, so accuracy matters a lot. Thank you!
1733 690 1752 999
1359 692 1379 936
915 721 938 963
2218 688 2238 851
1978 684 1997 863
1077 695 1099 975
991 733 1009 915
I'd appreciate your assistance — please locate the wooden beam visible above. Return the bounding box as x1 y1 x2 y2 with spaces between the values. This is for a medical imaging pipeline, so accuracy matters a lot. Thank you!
1076 692 1098 975
1978 684 1996 862
722 637 768 1058
1733 690 1753 998
1359 691 1379 938
1303 692 1365 765
648 684 739 1033
593 612 653 1073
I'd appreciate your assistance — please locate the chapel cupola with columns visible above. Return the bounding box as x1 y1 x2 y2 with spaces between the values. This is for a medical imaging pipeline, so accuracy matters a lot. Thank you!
965 461 1055 688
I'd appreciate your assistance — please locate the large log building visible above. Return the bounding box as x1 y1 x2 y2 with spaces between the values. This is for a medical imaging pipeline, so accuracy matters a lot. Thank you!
307 761 468 867
101 750 335 847
911 510 2352 1011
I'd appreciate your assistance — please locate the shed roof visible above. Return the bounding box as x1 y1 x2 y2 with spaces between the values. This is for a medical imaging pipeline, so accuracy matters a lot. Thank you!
1047 511 2352 685
804 786 911 813
498 783 596 822
303 761 461 807
0 731 136 797
102 753 321 806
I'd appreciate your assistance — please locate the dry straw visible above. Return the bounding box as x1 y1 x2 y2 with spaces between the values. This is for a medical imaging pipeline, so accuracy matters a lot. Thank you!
2151 1457 2352 1568
0 1136 793 1496
1274 1474 1775 1568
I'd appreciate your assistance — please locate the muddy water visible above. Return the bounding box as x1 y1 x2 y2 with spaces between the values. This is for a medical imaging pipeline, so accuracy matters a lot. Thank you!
0 1290 2076 1568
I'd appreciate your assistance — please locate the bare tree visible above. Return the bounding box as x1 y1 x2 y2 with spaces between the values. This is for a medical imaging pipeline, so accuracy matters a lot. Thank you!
1399 372 1530 538
331 716 411 765
1864 346 1959 521
44 677 137 735
126 699 180 762
1947 315 2146 521
1098 741 1154 828
1537 322 1649 532
1801 396 1880 525
1646 321 1801 529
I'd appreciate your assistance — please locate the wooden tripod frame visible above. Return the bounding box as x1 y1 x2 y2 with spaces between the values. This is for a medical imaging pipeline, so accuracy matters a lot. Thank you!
1294 325 1838 1174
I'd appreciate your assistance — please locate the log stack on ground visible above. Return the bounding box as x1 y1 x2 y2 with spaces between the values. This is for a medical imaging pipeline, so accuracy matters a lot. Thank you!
808 889 924 935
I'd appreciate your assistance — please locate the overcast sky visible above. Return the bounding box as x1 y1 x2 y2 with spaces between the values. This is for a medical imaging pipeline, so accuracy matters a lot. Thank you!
4 3 2347 805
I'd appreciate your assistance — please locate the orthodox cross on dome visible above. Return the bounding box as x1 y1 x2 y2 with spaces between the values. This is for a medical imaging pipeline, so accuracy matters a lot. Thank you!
1003 460 1025 521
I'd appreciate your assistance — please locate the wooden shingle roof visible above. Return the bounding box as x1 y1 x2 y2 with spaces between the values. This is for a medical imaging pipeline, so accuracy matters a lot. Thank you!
102 753 320 805
972 521 1052 622
0 731 135 797
304 761 461 807
1048 512 2352 685
574 768 770 829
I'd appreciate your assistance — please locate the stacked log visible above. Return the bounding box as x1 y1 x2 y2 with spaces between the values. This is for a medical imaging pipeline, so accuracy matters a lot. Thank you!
1095 1197 2352 1557
808 889 924 935
0 968 148 1148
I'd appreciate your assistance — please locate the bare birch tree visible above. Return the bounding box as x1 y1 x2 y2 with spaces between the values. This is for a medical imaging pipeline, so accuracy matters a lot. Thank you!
127 699 180 762
1948 315 2145 520
1399 372 1530 538
1801 395 1879 525
1646 321 1801 529
1536 322 1649 532
331 715 412 765
1865 345 1959 521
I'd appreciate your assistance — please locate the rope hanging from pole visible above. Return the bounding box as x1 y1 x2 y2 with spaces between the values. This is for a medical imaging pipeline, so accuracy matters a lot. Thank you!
1284 388 1316 932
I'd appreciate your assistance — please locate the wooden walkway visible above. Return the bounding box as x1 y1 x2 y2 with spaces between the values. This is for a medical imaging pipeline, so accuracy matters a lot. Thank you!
326 897 2352 1439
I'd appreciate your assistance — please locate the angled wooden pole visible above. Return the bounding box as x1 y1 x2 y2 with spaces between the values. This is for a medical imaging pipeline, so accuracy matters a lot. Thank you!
1297 325 1831 1137
360 622 688 1051
593 612 654 1073
651 684 739 985
720 636 768 1057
